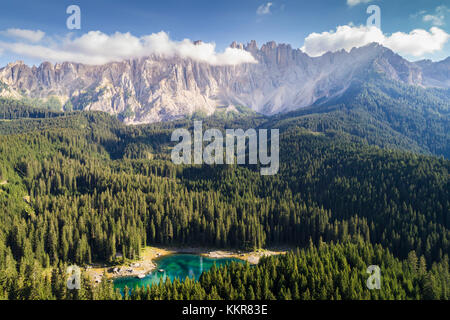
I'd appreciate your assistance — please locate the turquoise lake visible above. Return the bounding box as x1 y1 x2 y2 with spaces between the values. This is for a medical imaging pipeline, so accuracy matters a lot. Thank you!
113 254 243 292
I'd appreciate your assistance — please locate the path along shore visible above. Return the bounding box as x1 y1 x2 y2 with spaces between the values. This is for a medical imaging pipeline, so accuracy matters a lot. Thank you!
86 246 287 283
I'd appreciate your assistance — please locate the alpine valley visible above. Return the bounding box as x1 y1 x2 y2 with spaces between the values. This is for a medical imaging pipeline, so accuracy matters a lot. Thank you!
1 41 449 158
0 41 449 300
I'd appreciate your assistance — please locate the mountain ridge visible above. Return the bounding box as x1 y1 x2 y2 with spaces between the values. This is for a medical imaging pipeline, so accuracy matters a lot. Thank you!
0 42 448 124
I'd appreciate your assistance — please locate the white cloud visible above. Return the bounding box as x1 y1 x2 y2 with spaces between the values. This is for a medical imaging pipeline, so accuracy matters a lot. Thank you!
301 25 450 58
347 0 374 7
410 10 426 19
0 28 45 43
422 5 449 26
301 25 384 57
384 27 450 57
423 14 444 26
0 30 257 66
257 2 273 15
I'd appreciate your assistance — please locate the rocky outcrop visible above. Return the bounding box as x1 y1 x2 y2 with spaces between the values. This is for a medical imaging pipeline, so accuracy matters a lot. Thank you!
0 42 447 124
415 57 450 88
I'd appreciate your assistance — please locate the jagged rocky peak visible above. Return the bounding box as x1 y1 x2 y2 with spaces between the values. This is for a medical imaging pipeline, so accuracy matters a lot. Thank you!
1 61 35 89
3 60 29 72
231 40 300 67
4 60 27 69
245 40 259 54
262 41 277 50
260 41 296 66
0 42 448 124
230 41 244 50
414 55 450 87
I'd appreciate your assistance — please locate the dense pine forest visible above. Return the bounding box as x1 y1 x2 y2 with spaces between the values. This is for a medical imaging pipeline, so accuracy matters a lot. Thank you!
129 242 449 300
0 98 448 300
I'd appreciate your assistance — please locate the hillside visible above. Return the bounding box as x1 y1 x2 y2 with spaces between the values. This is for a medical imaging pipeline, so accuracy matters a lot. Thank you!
1 85 449 299
266 75 450 158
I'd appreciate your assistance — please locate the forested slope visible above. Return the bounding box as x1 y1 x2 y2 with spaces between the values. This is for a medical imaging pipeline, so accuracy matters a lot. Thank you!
266 76 450 158
0 100 448 300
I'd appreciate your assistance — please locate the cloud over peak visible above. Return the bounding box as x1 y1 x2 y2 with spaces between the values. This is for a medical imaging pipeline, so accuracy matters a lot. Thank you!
301 25 450 58
0 31 257 66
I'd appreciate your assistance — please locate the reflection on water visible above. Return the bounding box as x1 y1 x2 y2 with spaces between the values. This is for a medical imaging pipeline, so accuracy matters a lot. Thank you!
113 254 243 293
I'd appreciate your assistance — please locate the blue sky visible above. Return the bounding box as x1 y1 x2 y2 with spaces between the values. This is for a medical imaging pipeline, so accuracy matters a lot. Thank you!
0 0 449 67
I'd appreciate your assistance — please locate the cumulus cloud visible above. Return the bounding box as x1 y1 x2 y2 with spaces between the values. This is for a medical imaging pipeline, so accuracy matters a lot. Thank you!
257 2 273 15
0 30 257 66
301 25 450 57
347 0 375 7
384 27 450 57
0 28 45 43
301 25 384 56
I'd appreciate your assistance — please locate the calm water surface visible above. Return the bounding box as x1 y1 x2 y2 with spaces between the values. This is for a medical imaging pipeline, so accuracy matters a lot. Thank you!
113 254 243 292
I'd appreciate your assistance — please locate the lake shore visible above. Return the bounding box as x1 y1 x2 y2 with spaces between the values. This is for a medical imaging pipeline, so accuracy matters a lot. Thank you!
86 246 288 282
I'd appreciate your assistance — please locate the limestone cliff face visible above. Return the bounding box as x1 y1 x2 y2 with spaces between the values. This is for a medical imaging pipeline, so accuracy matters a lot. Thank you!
0 42 443 124
415 57 450 88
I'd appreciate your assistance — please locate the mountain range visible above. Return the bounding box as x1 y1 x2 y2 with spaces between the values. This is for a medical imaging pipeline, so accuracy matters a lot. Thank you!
0 41 449 124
